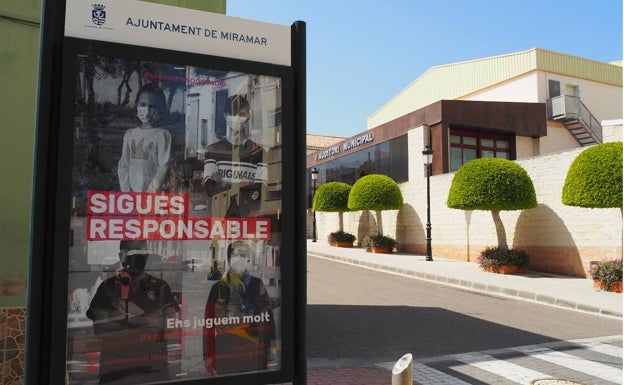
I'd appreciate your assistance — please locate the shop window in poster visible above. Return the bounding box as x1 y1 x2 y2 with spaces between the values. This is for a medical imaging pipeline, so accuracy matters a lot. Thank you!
65 52 283 384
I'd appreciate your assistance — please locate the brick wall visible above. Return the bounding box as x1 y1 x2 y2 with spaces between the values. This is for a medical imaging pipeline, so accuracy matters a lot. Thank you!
312 130 622 278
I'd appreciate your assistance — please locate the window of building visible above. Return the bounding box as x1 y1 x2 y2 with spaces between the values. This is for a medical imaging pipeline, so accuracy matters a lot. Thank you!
214 89 229 140
450 130 511 171
201 118 208 145
307 135 408 207
267 182 282 201
548 80 560 98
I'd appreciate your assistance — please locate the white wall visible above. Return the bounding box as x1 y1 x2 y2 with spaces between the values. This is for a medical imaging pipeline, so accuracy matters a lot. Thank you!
463 70 623 123
313 128 623 277
463 71 540 103
464 70 623 158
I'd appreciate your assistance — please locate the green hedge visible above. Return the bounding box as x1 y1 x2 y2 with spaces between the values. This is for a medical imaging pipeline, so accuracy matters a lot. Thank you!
348 174 403 211
313 182 351 212
562 142 623 208
447 158 537 210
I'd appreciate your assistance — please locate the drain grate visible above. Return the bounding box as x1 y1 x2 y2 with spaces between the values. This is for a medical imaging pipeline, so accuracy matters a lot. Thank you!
531 379 585 385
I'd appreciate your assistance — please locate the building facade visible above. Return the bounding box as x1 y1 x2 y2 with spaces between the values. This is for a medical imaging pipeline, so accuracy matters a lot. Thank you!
307 48 622 278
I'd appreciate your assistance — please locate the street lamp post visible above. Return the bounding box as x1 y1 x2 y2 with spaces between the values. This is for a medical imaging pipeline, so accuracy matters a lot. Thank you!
422 147 434 261
311 167 319 242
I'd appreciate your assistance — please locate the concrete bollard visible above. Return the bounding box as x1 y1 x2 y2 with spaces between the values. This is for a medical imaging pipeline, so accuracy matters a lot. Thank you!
391 353 413 385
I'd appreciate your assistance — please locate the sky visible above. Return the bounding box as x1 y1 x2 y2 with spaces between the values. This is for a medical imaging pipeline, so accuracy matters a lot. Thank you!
226 0 623 138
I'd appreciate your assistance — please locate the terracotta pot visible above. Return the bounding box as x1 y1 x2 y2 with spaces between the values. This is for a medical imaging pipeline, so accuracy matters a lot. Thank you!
594 280 623 292
370 247 392 254
482 265 528 275
331 241 353 248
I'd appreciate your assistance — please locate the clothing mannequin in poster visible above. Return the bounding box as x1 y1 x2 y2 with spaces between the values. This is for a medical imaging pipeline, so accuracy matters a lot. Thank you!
86 240 179 384
118 83 172 192
203 240 275 376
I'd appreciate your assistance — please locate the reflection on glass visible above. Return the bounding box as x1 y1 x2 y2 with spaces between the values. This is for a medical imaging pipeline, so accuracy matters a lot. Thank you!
463 148 477 164
66 53 283 384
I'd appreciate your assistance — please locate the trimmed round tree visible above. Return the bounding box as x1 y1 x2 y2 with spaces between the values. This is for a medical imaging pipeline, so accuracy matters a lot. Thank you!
313 181 352 232
562 141 623 209
348 174 404 235
447 158 537 249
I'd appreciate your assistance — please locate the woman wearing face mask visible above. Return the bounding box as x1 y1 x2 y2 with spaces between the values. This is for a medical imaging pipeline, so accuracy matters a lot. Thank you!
118 83 172 192
203 240 275 376
224 94 251 146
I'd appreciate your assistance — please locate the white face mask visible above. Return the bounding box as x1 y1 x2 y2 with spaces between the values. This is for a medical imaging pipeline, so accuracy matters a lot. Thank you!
229 256 248 274
137 105 161 125
226 115 249 145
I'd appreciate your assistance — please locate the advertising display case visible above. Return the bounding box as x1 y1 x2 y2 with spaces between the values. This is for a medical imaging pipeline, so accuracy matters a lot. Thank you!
27 1 306 384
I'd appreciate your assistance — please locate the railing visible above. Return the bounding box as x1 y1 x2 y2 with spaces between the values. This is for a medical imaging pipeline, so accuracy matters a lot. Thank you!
547 95 602 143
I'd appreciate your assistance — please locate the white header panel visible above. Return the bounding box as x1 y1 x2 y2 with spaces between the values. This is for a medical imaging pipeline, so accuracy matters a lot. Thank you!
65 0 291 66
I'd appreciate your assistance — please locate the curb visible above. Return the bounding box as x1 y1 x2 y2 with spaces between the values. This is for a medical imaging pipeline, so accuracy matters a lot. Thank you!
308 251 623 320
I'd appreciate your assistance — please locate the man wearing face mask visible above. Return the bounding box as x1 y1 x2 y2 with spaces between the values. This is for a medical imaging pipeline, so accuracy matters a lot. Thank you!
86 240 180 384
202 94 267 197
203 241 275 376
118 83 172 192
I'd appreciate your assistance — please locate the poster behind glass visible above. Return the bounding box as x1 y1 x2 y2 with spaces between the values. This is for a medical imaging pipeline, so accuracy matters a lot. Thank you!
65 51 283 384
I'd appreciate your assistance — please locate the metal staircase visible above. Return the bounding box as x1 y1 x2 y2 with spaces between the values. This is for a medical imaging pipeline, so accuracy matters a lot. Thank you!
547 95 603 146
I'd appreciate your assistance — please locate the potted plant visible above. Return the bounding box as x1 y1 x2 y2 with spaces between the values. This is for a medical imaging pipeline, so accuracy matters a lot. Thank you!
362 234 397 253
447 158 537 252
590 259 622 292
327 230 356 247
476 246 529 274
348 174 404 236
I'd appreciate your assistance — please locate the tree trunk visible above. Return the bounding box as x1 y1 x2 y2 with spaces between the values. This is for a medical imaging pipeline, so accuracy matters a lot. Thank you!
491 210 508 249
376 210 383 235
338 212 344 232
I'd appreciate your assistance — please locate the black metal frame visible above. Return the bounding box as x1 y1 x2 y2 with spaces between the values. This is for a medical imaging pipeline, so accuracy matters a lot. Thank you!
27 1 306 384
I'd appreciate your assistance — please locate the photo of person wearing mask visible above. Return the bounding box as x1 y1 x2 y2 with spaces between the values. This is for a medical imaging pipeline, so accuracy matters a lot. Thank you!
203 240 275 376
117 83 172 192
202 94 267 197
86 240 180 384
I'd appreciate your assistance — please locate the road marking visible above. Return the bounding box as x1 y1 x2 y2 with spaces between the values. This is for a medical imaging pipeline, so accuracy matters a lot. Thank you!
454 351 547 384
583 341 623 359
375 337 622 385
511 345 623 384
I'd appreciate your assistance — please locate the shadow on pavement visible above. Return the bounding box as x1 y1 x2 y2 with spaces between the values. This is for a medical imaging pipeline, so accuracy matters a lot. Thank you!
308 304 560 362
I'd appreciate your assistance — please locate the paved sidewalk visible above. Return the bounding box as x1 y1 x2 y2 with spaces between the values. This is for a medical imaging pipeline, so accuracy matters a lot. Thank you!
278 241 622 385
306 240 622 319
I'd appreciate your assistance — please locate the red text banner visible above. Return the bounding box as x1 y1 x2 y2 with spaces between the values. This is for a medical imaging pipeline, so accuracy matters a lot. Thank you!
86 191 270 241
87 216 271 241
88 191 190 216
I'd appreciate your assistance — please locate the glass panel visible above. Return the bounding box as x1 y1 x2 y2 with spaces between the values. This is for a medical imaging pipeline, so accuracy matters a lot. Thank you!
312 135 408 184
549 79 560 98
389 135 409 182
66 54 283 383
450 135 461 144
482 150 495 158
463 137 477 146
497 151 509 159
481 138 494 147
463 148 477 164
496 140 509 149
450 147 463 171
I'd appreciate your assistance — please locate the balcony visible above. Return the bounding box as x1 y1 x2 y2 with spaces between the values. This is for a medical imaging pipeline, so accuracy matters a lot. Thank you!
547 95 602 146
